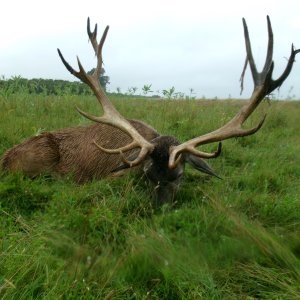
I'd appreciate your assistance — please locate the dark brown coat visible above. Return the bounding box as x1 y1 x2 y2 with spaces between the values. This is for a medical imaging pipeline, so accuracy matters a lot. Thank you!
2 120 159 183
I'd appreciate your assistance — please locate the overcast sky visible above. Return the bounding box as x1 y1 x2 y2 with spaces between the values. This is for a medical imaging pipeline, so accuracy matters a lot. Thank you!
1 0 300 99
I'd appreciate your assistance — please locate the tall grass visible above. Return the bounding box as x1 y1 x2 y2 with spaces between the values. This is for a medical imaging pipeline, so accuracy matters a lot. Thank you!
0 94 300 299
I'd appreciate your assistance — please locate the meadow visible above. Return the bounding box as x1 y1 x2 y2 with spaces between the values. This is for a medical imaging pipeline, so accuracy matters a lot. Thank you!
0 93 300 299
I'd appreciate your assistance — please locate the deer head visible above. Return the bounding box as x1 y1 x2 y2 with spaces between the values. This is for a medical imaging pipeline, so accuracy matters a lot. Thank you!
56 17 299 202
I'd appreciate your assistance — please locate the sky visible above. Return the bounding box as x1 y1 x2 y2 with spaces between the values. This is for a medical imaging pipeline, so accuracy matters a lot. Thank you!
1 0 300 99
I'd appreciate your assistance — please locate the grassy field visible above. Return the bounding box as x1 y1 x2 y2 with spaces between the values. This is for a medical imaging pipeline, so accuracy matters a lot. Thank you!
0 94 300 299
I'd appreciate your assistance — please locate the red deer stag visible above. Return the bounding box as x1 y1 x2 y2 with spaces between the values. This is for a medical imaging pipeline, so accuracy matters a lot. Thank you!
1 17 299 202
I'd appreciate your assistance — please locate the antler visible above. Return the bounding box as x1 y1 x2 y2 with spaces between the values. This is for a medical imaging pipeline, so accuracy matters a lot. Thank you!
169 16 300 169
57 18 154 167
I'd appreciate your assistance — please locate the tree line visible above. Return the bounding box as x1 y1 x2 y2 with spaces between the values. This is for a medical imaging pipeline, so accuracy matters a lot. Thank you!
0 69 110 97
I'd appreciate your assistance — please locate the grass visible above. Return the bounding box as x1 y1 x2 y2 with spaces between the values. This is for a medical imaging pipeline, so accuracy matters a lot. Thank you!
0 94 300 299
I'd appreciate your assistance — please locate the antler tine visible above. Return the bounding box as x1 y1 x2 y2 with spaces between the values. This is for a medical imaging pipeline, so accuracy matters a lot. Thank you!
243 15 274 87
87 17 98 55
57 49 89 85
95 26 109 79
240 16 273 94
242 18 259 83
93 139 154 167
58 18 154 167
169 16 299 169
268 44 300 93
262 16 274 75
87 17 109 80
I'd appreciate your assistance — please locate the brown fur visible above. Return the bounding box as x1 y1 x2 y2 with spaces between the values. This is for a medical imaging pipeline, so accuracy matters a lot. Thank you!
1 119 159 183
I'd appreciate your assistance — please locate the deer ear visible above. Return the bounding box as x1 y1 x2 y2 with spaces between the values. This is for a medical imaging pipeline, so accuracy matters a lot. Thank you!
185 154 222 179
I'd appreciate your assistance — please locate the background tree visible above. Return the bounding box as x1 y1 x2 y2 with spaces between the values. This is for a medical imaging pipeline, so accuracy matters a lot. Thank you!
116 87 122 94
87 68 110 91
142 84 153 95
162 86 175 99
127 87 138 95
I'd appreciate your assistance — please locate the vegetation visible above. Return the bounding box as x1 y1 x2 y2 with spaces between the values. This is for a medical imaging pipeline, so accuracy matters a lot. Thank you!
0 76 92 97
0 93 300 299
0 76 197 100
0 69 109 98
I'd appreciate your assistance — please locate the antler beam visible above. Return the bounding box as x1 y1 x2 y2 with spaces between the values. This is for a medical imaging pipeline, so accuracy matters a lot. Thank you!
57 18 154 167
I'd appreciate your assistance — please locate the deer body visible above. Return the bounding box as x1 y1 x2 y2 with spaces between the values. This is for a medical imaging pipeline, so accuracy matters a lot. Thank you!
2 119 217 201
1 120 159 183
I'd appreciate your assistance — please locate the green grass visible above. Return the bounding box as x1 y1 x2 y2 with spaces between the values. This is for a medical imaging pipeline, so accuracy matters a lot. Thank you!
0 94 300 299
